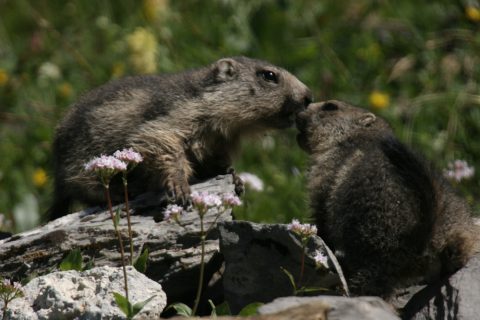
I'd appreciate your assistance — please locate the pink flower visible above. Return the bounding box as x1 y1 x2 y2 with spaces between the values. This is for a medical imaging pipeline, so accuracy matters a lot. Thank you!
444 160 475 182
222 193 242 207
287 218 317 238
84 155 127 185
163 204 183 220
1 278 10 287
238 172 264 191
1 278 21 290
12 281 22 291
113 148 143 165
191 191 222 209
84 155 127 173
314 250 329 268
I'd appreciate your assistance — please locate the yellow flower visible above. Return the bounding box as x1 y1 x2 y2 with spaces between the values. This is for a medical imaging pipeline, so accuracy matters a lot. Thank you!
33 168 47 187
126 27 158 74
357 42 381 62
57 82 73 99
111 62 125 78
466 6 480 22
369 91 390 110
0 69 9 86
143 0 169 22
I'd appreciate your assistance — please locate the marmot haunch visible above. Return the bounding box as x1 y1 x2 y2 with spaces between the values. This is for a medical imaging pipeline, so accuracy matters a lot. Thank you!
296 100 479 297
51 56 312 220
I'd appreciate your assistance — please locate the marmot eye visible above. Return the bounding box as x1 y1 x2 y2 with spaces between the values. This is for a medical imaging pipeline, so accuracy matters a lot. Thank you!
258 70 278 83
322 102 338 111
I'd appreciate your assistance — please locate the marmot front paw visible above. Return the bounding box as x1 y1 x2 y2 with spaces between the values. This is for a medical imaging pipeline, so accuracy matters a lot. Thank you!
166 179 191 206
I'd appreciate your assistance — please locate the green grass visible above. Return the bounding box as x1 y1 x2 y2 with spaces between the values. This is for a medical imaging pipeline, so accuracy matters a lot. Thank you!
1 0 479 232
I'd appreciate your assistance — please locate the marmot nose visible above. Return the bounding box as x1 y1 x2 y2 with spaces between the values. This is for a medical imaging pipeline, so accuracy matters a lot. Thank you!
303 90 313 108
295 110 308 128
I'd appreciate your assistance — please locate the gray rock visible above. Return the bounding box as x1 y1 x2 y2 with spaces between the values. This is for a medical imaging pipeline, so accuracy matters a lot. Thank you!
401 252 480 320
0 175 235 306
259 296 400 320
3 266 166 320
219 220 348 314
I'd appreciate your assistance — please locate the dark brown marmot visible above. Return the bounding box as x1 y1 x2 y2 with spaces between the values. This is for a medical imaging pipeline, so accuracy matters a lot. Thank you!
296 100 479 297
50 57 312 219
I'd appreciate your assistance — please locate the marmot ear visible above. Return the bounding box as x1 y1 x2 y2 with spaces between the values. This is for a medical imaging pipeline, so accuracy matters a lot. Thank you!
215 58 238 81
359 113 376 127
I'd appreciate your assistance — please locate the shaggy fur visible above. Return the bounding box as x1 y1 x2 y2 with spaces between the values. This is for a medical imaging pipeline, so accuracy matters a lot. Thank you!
50 56 312 219
296 100 479 298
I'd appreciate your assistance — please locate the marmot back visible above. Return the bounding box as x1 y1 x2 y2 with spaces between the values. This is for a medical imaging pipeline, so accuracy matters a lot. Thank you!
51 56 312 219
296 100 479 298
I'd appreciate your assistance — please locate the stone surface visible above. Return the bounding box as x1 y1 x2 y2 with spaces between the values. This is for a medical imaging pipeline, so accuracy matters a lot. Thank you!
259 296 400 320
401 252 480 320
219 220 348 313
3 266 166 320
169 301 329 319
0 175 235 307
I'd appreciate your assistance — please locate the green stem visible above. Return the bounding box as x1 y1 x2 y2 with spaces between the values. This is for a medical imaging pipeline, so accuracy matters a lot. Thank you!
192 214 206 316
298 243 306 288
205 206 227 235
1 301 7 320
123 177 134 265
105 186 129 301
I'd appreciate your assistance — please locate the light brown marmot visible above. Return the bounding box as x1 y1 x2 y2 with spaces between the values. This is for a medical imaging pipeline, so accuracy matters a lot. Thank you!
50 56 312 219
296 100 479 297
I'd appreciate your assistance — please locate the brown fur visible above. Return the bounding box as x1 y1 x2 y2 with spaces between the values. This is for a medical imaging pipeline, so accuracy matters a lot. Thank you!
50 57 312 219
296 100 479 298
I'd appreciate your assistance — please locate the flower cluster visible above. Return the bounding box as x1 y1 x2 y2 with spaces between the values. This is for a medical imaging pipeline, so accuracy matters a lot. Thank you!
368 90 390 110
32 168 48 188
163 204 184 221
466 6 480 22
84 155 127 173
1 279 22 291
113 148 144 165
38 61 61 82
238 172 264 191
0 278 24 304
191 191 223 215
314 250 329 269
57 82 73 99
287 219 318 238
222 193 243 207
443 160 475 182
84 148 143 184
163 192 242 221
142 0 169 22
126 27 158 74
0 68 9 87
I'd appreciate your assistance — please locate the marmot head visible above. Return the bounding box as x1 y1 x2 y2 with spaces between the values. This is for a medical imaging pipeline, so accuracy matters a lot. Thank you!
202 57 312 132
296 100 391 153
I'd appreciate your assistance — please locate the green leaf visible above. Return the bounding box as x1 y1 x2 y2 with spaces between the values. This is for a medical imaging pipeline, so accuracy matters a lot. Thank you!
214 301 231 316
208 299 217 317
134 248 149 274
114 208 121 228
280 267 297 292
83 259 95 270
238 302 263 316
297 286 328 294
59 249 83 271
132 295 156 316
113 292 133 317
166 302 192 317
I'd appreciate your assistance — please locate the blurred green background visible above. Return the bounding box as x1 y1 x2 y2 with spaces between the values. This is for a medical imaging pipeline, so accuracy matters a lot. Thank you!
1 0 479 232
